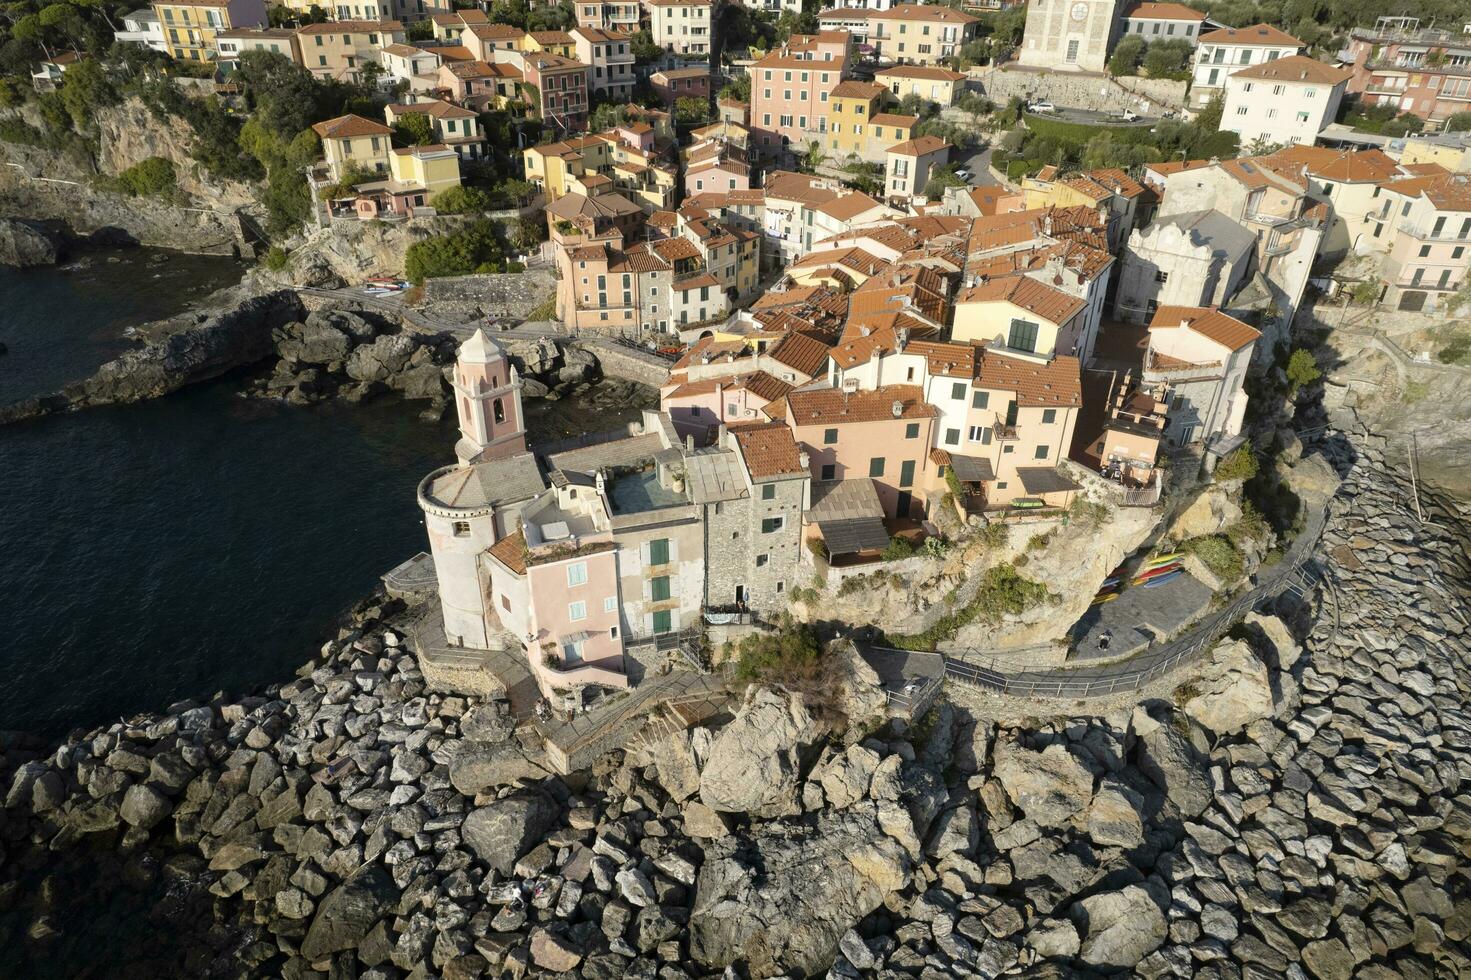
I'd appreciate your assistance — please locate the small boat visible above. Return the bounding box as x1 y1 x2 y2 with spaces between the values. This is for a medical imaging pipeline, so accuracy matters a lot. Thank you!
1133 562 1181 584
1143 568 1185 588
1090 593 1119 606
1101 576 1120 588
363 287 394 296
1010 498 1046 510
1145 552 1183 568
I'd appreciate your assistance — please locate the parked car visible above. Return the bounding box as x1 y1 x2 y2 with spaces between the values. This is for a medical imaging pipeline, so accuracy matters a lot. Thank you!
1117 108 1140 122
1030 101 1057 114
953 168 972 181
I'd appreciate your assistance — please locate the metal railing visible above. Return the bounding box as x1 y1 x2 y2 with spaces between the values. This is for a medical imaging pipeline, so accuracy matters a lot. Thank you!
934 498 1331 700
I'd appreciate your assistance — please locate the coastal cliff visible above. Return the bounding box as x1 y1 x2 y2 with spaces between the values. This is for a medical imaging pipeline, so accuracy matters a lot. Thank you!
0 436 1467 978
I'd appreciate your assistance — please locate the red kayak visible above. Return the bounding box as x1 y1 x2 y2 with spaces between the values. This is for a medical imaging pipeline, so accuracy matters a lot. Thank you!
1133 561 1182 584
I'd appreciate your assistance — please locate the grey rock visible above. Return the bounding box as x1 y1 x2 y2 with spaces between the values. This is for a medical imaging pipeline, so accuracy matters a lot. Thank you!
1136 715 1212 818
300 866 400 961
461 788 559 874
449 740 551 795
698 687 818 818
1085 777 1145 849
1071 880 1170 970
992 741 1094 828
118 784 172 830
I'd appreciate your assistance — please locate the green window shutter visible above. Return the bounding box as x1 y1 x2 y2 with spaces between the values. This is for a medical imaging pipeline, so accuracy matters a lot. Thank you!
652 609 672 634
904 422 919 438
869 457 885 478
900 459 915 488
651 576 671 601
649 537 670 565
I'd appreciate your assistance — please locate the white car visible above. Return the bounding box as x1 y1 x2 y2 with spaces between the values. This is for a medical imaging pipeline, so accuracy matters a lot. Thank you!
1030 101 1057 114
1118 109 1140 122
953 168 972 181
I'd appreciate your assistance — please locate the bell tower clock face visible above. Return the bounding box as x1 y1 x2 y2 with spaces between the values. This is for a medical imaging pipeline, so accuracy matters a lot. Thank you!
1071 1 1089 21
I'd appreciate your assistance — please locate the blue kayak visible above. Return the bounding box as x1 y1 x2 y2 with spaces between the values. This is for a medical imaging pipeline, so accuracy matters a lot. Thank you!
1143 568 1184 588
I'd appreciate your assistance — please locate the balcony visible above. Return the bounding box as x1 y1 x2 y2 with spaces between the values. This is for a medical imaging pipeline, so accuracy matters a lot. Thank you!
992 421 1020 441
1401 221 1471 243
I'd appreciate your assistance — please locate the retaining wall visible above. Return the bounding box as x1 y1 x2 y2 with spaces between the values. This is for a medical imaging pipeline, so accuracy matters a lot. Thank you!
973 67 1188 114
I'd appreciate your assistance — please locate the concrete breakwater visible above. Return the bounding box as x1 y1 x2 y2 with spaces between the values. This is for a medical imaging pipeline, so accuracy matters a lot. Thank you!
0 434 1467 978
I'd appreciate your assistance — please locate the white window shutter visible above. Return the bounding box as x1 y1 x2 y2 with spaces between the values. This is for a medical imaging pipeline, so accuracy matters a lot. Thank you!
643 578 652 601
670 575 682 597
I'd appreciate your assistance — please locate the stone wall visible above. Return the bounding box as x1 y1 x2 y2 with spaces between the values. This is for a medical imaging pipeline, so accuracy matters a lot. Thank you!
973 67 1189 113
423 272 558 321
580 338 673 388
702 477 806 612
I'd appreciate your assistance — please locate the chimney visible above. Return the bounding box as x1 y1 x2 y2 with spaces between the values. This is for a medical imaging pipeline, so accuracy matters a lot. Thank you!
718 423 728 446
891 400 904 418
799 450 810 469
686 433 694 451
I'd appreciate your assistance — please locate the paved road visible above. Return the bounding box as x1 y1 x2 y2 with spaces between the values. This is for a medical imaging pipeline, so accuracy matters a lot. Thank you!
958 145 1002 187
1027 106 1157 128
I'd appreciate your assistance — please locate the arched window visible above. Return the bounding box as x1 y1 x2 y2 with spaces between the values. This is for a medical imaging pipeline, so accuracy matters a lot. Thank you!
493 398 505 424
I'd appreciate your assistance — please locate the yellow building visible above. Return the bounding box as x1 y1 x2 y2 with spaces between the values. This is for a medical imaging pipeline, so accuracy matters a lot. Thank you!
312 114 393 181
826 80 886 160
521 29 577 59
524 131 676 211
153 0 268 62
1399 133 1471 174
951 273 1086 356
873 64 967 108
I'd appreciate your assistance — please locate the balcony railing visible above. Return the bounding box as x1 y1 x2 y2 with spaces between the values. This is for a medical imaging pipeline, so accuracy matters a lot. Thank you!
1401 222 1471 243
992 421 1019 441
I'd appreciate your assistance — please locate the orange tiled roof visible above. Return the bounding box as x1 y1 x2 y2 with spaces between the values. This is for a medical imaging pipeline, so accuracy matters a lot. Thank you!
871 3 977 23
1121 2 1206 20
1230 54 1348 86
1148 305 1261 352
875 64 966 81
786 385 937 426
975 351 1082 408
732 423 805 478
1198 23 1301 46
768 331 832 378
1380 169 1471 211
311 114 393 139
958 274 1085 326
488 530 527 574
738 371 794 403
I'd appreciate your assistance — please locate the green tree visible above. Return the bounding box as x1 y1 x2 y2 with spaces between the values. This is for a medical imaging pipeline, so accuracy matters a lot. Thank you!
115 156 176 197
631 29 662 64
1215 447 1259 482
430 184 492 214
405 19 433 40
394 112 434 146
404 219 510 282
802 140 826 172
924 168 966 201
1108 34 1145 76
1285 349 1321 393
718 74 750 104
1142 38 1192 78
57 57 117 130
1446 111 1471 132
496 177 534 205
514 212 546 251
674 95 710 126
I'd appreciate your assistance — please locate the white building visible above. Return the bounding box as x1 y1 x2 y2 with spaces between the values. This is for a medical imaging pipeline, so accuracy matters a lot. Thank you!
1190 22 1302 108
1114 209 1257 322
115 9 168 52
1142 305 1258 450
1221 55 1349 149
1118 2 1206 46
646 0 712 56
885 136 950 204
571 26 635 101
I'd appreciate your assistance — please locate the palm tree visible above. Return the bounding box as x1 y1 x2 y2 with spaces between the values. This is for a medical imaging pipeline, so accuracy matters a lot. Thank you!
803 140 826 173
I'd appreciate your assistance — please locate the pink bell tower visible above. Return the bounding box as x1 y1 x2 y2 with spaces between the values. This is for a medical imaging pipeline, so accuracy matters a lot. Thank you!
452 329 528 465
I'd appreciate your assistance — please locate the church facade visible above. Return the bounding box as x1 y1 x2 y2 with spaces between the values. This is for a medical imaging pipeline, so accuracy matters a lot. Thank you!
1017 0 1119 73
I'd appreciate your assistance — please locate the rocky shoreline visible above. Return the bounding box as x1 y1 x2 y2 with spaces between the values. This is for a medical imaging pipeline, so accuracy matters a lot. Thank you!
0 282 638 427
0 433 1467 978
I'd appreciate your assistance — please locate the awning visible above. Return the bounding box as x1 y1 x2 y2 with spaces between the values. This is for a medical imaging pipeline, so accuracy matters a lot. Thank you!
818 517 892 556
1015 467 1081 495
947 453 995 484
807 478 885 523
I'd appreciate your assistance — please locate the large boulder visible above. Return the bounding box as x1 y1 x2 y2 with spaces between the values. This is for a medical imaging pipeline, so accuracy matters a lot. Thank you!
992 741 1094 828
1071 881 1170 970
648 728 705 803
276 319 352 365
1169 486 1243 539
1179 638 1277 736
690 800 910 977
1085 777 1145 849
461 788 559 874
1135 712 1212 818
699 687 819 818
812 744 881 810
346 333 418 383
119 784 173 830
300 866 400 962
449 740 553 795
828 640 888 725
0 218 65 267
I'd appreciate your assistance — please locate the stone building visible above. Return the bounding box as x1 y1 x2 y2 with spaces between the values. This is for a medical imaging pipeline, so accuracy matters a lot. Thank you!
1113 209 1256 322
1017 0 1118 73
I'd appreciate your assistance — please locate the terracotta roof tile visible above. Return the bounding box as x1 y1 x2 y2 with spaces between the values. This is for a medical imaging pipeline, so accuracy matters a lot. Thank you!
786 385 937 425
311 114 393 139
875 64 967 82
958 274 1085 326
1198 22 1301 46
1121 2 1206 20
871 3 977 24
733 423 805 478
1229 54 1347 86
975 351 1081 408
768 331 832 378
1148 305 1261 352
488 530 527 574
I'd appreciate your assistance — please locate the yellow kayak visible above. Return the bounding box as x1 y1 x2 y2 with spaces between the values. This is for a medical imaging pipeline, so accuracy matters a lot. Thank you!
1090 592 1119 606
1145 552 1182 568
